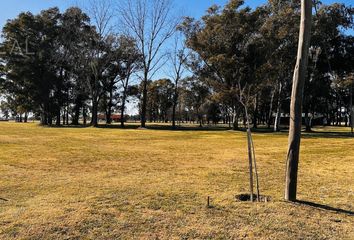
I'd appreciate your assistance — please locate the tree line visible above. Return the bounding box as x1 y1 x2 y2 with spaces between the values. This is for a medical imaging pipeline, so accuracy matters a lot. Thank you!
0 0 353 132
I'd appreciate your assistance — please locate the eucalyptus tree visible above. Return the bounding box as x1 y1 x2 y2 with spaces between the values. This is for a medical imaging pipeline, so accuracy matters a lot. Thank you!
181 0 267 200
145 78 174 122
260 0 300 131
1 8 62 125
283 1 353 201
58 7 94 125
285 0 312 201
181 0 268 128
0 100 11 120
78 0 116 126
0 60 5 86
302 2 353 131
99 36 123 124
181 77 210 127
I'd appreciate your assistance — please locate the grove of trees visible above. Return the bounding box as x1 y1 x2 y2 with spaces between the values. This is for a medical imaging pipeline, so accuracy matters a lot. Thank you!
0 0 352 132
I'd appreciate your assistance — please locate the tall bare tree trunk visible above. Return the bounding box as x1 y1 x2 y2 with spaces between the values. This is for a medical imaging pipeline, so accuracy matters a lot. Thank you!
91 94 99 127
267 88 275 128
172 90 178 129
83 105 87 126
121 91 127 127
106 87 114 125
56 108 61 126
285 0 312 201
233 111 239 130
253 94 258 129
141 72 148 128
24 112 28 123
274 82 282 132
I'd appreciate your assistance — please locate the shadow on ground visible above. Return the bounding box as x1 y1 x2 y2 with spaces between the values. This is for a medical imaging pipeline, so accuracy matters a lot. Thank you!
292 200 354 215
43 123 233 131
40 123 354 137
302 131 354 139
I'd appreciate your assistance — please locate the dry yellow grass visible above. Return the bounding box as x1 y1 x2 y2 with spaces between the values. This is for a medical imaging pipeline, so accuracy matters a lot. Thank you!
0 122 353 239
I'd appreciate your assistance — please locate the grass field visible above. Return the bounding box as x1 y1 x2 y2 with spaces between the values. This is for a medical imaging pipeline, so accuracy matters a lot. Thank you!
0 122 353 239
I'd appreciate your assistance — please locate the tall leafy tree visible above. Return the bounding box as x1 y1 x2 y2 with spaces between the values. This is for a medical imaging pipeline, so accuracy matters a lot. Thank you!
1 8 61 125
260 0 299 131
57 7 94 125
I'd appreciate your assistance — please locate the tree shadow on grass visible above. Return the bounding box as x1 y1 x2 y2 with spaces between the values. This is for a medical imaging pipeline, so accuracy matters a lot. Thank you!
302 131 354 139
146 125 231 131
42 124 272 132
40 124 354 136
41 124 91 129
143 125 290 132
96 124 140 130
99 123 233 131
41 122 230 131
42 123 139 130
292 200 354 215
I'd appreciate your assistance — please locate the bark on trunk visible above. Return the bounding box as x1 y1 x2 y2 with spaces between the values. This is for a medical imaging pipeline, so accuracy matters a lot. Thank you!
172 75 180 129
72 98 81 125
106 88 113 125
40 105 48 125
83 105 87 125
63 109 66 126
48 114 53 125
66 92 69 125
56 108 61 126
267 89 275 128
121 91 127 128
91 98 98 127
140 73 148 128
285 0 312 201
305 110 312 132
172 102 177 129
233 109 239 130
274 82 283 132
65 108 69 125
253 95 258 129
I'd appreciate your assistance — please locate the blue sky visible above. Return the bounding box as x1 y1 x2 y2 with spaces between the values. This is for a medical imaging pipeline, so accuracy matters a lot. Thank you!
1 0 353 31
0 0 239 28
